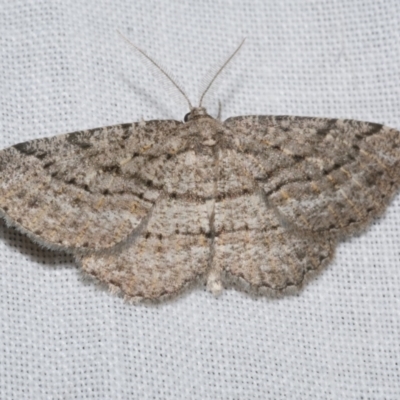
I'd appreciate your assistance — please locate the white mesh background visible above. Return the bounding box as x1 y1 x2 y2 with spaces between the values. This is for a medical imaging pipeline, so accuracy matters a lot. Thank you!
0 1 399 398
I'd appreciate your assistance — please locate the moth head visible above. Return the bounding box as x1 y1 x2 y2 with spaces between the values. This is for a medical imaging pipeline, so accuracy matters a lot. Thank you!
184 107 209 122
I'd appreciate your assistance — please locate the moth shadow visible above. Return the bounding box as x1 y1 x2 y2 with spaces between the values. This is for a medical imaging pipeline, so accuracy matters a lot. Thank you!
0 219 75 270
0 217 193 304
118 73 181 118
213 70 248 119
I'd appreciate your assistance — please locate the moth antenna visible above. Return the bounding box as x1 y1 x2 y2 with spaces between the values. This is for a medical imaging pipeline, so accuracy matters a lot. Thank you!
117 30 193 110
198 38 246 107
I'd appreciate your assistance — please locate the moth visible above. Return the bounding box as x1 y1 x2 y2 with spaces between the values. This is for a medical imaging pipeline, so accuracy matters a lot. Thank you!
1 37 399 301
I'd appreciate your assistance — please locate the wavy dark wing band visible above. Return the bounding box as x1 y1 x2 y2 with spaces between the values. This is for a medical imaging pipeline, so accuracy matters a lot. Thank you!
224 115 400 237
0 120 182 251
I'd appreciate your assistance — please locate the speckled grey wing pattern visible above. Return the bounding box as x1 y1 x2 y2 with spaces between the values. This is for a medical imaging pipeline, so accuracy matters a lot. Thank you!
220 115 400 290
1 112 400 301
0 120 183 251
0 117 216 300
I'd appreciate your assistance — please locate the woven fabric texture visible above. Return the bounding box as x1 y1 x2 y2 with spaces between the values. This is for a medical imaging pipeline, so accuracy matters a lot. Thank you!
0 1 399 398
